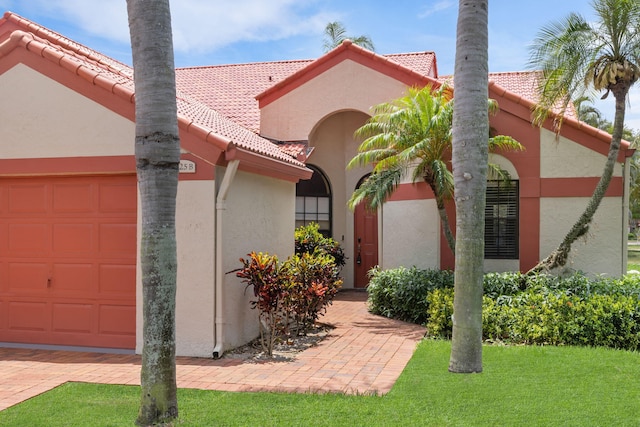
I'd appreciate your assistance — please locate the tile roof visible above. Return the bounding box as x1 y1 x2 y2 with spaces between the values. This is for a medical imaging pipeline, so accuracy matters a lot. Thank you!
177 47 438 133
176 60 310 133
439 70 578 120
385 51 437 78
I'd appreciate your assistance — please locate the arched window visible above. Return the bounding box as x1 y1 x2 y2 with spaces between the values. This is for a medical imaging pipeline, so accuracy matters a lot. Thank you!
296 165 331 236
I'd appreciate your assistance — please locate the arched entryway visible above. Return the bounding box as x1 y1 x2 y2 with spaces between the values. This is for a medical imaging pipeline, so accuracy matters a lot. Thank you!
353 175 378 288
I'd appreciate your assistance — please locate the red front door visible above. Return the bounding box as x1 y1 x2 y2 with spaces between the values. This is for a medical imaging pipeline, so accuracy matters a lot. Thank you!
354 202 378 288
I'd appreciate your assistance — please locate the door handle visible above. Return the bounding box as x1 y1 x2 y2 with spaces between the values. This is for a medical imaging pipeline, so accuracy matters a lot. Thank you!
356 237 362 264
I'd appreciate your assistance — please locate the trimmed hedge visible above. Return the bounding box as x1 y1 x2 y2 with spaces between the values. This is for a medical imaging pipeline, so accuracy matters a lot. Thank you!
427 288 640 350
367 266 453 324
367 267 640 351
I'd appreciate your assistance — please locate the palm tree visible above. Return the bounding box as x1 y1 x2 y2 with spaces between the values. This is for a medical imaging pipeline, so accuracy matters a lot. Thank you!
347 84 522 255
323 21 375 52
126 0 180 424
449 0 489 374
528 0 640 273
573 95 605 128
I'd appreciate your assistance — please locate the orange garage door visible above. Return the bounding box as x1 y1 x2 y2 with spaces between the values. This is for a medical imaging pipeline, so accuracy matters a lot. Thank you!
0 175 137 349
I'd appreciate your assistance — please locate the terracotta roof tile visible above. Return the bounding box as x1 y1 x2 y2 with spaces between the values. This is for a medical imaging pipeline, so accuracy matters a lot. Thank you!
177 50 437 133
386 51 437 77
439 70 578 119
176 60 311 133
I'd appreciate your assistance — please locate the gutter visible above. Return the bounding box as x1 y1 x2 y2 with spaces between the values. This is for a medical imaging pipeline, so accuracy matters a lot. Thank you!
212 159 240 359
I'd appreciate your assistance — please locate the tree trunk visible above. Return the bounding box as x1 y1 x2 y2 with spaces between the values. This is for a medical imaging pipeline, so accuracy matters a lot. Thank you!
528 87 627 274
126 0 180 425
449 0 488 374
435 194 456 254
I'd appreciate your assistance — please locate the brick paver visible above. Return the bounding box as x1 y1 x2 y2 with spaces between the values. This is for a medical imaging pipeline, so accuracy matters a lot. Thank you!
0 291 425 410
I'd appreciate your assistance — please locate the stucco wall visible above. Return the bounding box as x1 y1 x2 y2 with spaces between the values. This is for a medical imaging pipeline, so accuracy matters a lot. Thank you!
0 64 134 158
176 180 216 356
381 199 440 270
540 128 622 178
135 178 217 357
260 60 408 141
540 197 624 276
220 168 296 350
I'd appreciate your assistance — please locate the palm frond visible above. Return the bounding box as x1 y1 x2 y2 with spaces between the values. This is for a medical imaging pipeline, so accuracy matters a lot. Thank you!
487 163 512 183
322 21 348 52
348 167 403 210
488 135 524 152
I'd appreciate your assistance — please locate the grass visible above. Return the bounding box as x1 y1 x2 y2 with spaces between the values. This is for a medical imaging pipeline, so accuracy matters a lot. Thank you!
628 243 640 271
2 340 640 426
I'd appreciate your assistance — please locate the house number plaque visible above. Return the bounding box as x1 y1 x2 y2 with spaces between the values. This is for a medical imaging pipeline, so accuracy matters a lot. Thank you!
179 159 196 173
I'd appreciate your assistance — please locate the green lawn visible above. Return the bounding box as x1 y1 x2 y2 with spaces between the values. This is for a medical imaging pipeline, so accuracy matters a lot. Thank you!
629 243 640 271
2 340 639 426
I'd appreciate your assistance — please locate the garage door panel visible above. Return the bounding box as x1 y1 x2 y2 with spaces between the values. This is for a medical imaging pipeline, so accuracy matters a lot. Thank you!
0 175 136 349
0 261 6 292
0 301 5 330
8 262 49 292
99 304 135 336
8 301 49 331
100 264 135 295
0 222 7 253
99 223 136 255
100 183 137 214
53 183 94 213
9 223 49 253
0 183 6 214
53 263 93 293
52 303 93 333
53 223 94 253
9 184 48 214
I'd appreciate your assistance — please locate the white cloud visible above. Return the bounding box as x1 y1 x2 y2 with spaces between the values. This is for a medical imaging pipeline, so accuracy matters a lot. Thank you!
8 0 333 55
418 1 455 19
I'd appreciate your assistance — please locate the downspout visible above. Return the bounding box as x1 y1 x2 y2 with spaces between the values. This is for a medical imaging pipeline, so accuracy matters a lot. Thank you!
212 159 240 359
622 155 631 274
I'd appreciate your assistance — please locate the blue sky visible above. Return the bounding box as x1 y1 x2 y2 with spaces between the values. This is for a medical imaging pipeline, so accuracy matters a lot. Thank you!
1 0 638 129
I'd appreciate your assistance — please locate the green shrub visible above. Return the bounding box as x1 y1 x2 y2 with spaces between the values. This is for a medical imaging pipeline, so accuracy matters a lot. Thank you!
483 272 527 298
294 223 346 269
427 288 640 351
425 288 454 338
368 267 640 351
367 266 453 324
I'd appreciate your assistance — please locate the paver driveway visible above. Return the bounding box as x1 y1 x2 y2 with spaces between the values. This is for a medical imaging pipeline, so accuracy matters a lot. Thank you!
0 291 425 410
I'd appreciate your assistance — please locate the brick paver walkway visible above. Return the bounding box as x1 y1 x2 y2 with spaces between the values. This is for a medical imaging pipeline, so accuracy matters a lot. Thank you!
0 291 425 411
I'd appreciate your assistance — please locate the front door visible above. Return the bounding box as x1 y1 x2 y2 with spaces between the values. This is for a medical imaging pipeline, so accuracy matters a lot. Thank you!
353 201 378 288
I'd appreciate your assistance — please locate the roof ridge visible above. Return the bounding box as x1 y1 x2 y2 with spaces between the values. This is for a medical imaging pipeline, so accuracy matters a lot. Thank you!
385 51 437 57
175 50 437 71
177 58 314 70
489 70 541 76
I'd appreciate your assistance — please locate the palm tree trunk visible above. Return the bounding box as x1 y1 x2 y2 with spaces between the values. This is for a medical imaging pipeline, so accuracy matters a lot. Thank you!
434 194 456 254
528 90 627 274
126 0 180 425
449 0 488 374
